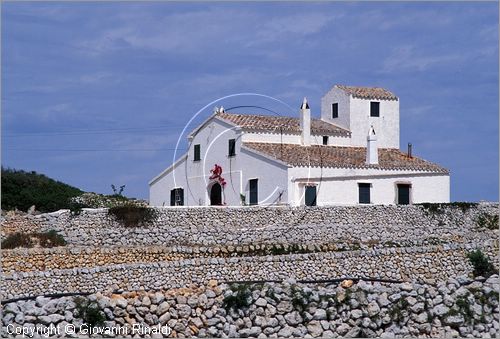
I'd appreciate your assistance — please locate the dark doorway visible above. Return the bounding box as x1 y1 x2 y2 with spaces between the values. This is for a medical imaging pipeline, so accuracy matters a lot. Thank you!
305 186 317 206
170 188 184 206
210 183 222 205
397 184 411 205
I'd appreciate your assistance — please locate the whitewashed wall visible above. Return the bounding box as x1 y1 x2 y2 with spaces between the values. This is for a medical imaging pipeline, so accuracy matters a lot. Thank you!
321 87 351 131
149 118 289 206
241 131 351 146
349 97 400 149
288 166 449 206
321 87 400 149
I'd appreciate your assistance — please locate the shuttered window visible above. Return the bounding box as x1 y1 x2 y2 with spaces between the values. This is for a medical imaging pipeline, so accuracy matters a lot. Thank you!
194 144 201 161
332 103 338 118
358 183 371 204
228 139 236 157
322 136 328 145
370 102 380 117
249 179 258 205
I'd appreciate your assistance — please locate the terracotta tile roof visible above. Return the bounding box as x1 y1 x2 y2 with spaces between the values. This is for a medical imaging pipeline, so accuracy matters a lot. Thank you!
216 112 350 136
336 85 398 101
243 142 449 173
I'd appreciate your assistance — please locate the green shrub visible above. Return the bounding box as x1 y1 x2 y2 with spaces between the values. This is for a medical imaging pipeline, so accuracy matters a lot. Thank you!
1 167 83 213
108 204 158 227
38 230 66 248
467 249 496 278
1 233 34 249
455 297 474 324
240 194 247 206
291 284 312 315
389 297 410 324
74 297 105 328
418 202 478 215
223 284 251 311
476 213 499 230
1 230 66 249
68 201 89 216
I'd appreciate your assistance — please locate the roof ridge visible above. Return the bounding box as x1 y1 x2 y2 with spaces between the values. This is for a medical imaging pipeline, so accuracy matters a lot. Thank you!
216 111 351 135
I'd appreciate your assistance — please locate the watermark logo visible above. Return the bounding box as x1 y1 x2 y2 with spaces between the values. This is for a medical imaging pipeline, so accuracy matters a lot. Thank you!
6 323 171 338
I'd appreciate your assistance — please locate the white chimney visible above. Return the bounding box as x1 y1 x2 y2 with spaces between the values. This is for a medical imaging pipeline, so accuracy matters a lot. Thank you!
366 125 378 165
300 97 311 146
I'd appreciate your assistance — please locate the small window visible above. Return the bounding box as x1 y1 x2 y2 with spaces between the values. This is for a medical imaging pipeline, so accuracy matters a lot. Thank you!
370 102 380 117
249 179 258 205
170 188 184 206
331 103 338 118
322 136 328 145
193 144 201 161
358 183 371 204
228 139 236 157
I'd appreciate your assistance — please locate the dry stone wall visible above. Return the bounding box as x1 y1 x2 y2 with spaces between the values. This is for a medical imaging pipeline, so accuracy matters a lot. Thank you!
2 276 499 338
1 203 498 300
2 241 498 300
1 203 497 248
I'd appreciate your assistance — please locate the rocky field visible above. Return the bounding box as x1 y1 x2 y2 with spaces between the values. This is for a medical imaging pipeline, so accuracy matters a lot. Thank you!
2 276 499 338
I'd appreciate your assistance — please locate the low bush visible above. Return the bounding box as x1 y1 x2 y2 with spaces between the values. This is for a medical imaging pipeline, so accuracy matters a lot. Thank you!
291 284 312 315
1 230 66 249
389 297 410 324
74 297 105 328
476 213 499 230
38 230 66 247
68 201 89 216
1 233 34 249
108 204 158 227
418 202 478 215
223 284 251 311
467 249 496 278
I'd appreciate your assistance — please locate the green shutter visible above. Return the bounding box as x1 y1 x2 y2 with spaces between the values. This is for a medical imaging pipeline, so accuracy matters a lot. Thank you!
194 144 201 161
370 102 380 117
228 139 236 156
170 189 175 206
359 183 370 204
249 179 258 205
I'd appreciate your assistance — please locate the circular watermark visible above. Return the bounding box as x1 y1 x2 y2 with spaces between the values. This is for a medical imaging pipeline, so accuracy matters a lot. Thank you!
170 93 323 207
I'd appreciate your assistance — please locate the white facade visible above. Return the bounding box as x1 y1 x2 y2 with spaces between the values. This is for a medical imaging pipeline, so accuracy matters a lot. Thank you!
150 118 289 206
321 86 400 148
150 85 450 207
287 167 450 206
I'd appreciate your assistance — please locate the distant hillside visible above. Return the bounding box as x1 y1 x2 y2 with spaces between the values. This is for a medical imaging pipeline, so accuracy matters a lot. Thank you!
1 167 83 213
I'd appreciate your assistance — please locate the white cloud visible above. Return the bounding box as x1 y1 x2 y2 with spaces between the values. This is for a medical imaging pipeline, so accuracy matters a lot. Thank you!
76 8 340 57
79 72 116 84
353 8 453 33
249 12 340 46
381 45 463 73
39 103 73 121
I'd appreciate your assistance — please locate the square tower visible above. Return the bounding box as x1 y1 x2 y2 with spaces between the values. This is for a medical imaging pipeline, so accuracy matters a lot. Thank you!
321 85 400 149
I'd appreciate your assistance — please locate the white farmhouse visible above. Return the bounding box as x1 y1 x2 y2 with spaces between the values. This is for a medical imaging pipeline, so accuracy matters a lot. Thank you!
149 85 450 207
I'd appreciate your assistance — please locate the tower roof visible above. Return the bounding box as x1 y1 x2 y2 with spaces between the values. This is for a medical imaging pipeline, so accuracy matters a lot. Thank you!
335 85 398 101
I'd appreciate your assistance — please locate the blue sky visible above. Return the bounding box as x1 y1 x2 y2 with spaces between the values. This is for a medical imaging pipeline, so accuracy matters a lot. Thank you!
2 2 498 202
